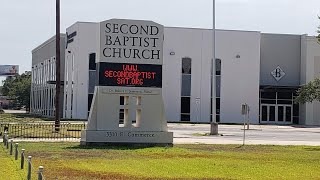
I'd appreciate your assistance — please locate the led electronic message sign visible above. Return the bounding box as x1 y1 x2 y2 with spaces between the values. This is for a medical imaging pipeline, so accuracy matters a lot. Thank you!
98 62 162 88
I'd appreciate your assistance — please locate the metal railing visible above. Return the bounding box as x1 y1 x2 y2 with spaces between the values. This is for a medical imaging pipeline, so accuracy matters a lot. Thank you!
0 123 86 140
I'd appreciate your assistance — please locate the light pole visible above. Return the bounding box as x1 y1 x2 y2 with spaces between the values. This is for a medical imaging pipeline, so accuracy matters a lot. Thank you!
210 0 218 135
55 0 61 131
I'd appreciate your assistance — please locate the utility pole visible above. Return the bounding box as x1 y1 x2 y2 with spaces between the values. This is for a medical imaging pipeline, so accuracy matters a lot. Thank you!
210 0 218 135
55 0 61 131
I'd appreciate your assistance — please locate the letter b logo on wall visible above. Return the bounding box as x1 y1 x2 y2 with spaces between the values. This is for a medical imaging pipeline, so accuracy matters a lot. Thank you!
271 66 286 81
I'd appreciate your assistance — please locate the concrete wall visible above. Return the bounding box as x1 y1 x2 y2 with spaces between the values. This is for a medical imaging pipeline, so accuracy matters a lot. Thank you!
260 34 301 86
163 27 260 123
216 30 261 124
64 22 99 120
163 27 211 123
301 36 320 125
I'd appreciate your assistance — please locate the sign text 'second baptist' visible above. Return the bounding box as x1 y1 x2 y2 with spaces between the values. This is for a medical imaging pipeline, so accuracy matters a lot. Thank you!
102 21 162 61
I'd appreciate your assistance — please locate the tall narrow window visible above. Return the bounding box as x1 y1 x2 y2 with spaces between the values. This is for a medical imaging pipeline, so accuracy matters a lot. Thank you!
211 59 221 122
88 53 96 115
181 57 192 122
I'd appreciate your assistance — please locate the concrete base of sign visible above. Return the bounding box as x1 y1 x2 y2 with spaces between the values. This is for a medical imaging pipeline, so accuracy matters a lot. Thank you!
80 130 173 146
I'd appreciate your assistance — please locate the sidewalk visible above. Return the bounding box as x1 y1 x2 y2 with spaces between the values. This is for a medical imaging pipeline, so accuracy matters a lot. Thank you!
170 124 320 146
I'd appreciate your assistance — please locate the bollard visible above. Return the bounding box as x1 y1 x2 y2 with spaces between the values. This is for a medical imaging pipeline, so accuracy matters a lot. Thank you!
2 131 5 144
27 156 32 180
6 138 9 149
210 122 219 135
3 131 7 146
10 140 13 155
14 143 19 160
5 132 9 146
38 166 44 180
21 149 25 169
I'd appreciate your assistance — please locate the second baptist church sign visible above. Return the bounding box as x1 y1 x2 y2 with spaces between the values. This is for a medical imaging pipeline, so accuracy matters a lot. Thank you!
99 19 163 88
81 19 172 146
102 22 162 61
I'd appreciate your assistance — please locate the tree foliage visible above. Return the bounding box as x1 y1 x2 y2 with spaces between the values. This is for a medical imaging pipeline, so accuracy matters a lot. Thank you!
1 71 31 108
296 78 320 103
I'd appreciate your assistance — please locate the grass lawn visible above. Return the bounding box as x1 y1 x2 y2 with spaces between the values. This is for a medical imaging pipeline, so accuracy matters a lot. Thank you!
1 143 320 180
0 113 49 123
0 146 25 179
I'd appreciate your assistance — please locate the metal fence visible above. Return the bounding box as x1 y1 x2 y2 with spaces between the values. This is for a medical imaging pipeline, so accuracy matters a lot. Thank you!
0 123 86 140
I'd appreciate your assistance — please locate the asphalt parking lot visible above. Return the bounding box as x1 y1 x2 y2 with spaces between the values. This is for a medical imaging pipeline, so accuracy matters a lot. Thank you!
169 123 320 146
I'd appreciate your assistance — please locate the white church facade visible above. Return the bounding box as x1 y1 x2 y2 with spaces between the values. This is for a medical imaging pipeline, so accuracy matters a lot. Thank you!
30 19 320 126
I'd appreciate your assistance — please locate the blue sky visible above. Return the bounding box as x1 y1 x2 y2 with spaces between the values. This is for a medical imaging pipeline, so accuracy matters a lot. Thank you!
0 0 319 78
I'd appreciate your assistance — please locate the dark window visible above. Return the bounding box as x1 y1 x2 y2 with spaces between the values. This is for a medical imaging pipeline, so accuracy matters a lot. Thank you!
119 109 124 124
269 106 275 121
261 100 277 104
211 98 212 114
277 100 292 105
216 59 221 75
216 98 220 115
182 58 192 74
261 106 268 121
210 98 220 115
216 76 221 97
210 115 220 122
293 104 299 117
278 106 284 122
181 97 191 114
285 106 292 122
181 57 192 122
89 53 96 70
293 116 299 124
120 96 125 105
181 114 190 122
88 94 93 111
216 115 220 123
181 75 191 96
277 92 292 100
261 92 276 99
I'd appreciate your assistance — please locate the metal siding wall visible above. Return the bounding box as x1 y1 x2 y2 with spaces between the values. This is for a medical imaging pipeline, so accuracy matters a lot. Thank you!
217 30 261 124
163 28 260 124
260 34 301 86
303 37 320 125
31 35 66 118
163 28 206 123
313 56 320 125
64 22 99 120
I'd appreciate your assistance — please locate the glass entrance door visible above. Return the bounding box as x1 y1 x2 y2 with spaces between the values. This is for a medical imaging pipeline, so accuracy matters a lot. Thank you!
261 104 292 124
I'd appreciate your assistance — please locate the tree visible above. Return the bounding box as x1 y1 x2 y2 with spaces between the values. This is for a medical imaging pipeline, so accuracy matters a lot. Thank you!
1 71 31 109
296 17 320 103
296 78 320 103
